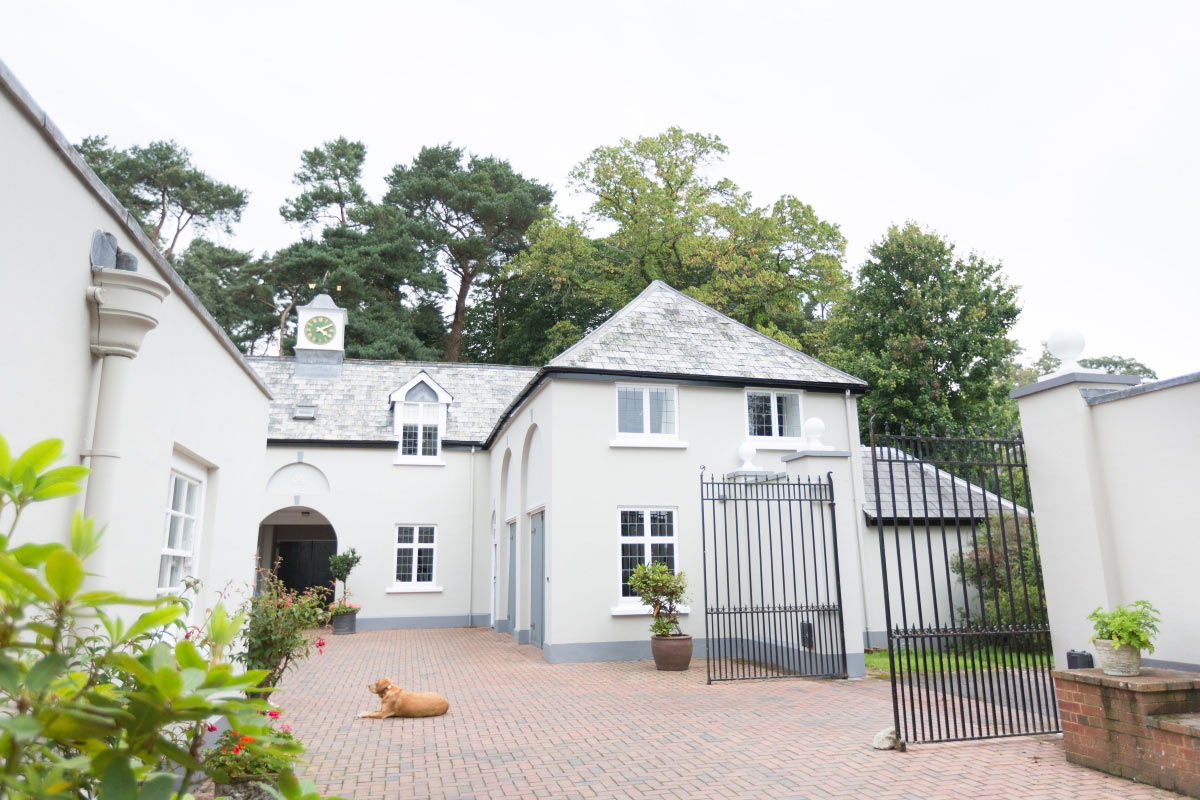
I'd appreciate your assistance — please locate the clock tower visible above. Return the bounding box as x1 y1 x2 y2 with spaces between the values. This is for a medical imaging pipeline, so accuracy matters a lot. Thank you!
294 293 347 378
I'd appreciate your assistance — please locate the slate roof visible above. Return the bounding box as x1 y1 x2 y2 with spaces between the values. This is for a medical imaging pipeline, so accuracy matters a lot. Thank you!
861 447 1031 522
248 358 538 443
548 281 866 386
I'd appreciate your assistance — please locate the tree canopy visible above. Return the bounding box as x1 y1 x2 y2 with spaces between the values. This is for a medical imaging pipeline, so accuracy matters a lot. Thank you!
77 136 247 259
280 136 368 228
826 222 1021 434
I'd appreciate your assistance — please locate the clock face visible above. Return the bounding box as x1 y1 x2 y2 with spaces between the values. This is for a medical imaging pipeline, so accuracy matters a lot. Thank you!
303 315 336 345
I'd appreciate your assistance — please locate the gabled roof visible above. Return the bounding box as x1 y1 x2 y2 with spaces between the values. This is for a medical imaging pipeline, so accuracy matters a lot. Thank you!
861 446 1031 522
547 281 866 387
250 358 538 443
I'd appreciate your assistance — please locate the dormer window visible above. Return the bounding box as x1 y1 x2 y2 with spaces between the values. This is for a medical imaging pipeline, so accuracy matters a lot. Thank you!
389 372 452 466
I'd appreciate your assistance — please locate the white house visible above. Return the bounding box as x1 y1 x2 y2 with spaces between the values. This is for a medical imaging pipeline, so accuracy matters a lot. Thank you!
0 60 271 607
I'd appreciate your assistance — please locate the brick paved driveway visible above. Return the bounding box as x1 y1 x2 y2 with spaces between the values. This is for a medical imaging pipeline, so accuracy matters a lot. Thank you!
273 627 1177 799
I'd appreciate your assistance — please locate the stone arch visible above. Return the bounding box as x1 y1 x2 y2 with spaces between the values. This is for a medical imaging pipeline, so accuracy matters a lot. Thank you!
266 462 330 494
256 506 338 596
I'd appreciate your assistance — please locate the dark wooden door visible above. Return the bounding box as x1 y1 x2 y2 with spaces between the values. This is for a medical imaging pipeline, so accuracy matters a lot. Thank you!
276 540 336 594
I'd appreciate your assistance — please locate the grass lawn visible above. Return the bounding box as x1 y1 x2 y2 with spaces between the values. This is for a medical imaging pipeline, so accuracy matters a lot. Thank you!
864 646 1053 677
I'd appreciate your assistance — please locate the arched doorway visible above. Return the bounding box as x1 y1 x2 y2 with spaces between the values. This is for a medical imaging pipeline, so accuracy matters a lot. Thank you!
258 506 337 595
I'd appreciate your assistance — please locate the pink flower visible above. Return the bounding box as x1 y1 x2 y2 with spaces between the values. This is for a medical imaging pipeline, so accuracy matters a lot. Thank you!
316 637 326 654
268 710 280 719
206 723 217 732
280 723 292 733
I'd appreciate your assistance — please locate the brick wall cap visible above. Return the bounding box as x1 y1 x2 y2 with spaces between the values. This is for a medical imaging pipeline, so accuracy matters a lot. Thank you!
1053 667 1200 692
1145 712 1200 739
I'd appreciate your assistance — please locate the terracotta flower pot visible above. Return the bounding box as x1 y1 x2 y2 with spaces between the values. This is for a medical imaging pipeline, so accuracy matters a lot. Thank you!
650 634 693 671
1093 638 1141 676
331 611 357 635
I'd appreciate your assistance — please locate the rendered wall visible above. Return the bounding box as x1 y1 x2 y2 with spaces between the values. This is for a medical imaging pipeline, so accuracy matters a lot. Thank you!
0 85 269 612
1015 375 1200 670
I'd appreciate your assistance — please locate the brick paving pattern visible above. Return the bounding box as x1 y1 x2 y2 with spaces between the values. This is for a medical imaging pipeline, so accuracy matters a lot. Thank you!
271 627 1180 799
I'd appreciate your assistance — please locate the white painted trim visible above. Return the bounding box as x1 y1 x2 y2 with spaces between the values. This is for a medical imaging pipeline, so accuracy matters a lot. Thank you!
609 439 689 449
527 503 546 516
394 524 438 588
615 505 681 605
611 604 691 616
386 585 443 594
388 371 454 405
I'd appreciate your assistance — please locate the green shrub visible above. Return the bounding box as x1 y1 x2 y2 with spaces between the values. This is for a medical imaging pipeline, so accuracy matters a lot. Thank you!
327 548 361 608
0 433 338 799
205 712 295 781
239 565 330 692
627 562 688 637
1089 601 1160 653
950 514 1047 630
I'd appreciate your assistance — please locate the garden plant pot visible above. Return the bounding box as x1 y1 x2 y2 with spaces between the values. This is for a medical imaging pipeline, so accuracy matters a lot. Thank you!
213 778 278 800
1093 638 1141 676
331 611 357 635
650 634 693 671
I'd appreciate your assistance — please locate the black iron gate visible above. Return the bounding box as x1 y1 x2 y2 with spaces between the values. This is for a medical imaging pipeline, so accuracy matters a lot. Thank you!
700 471 847 683
868 424 1058 747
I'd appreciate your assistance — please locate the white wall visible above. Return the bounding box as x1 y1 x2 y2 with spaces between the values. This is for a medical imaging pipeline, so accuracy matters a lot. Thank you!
261 444 486 626
1016 375 1200 669
0 85 269 612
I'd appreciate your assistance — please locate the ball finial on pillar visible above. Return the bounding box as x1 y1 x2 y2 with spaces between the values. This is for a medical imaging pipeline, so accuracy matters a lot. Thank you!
1045 328 1085 376
738 441 758 471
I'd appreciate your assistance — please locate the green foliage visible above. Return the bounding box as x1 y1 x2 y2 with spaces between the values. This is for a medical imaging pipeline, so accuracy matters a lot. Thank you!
471 127 847 364
950 514 1048 634
174 239 278 355
76 136 248 259
382 144 554 361
280 137 368 228
238 567 330 691
0 433 340 798
826 222 1021 434
1089 601 1160 653
204 717 295 780
627 563 688 637
327 548 361 607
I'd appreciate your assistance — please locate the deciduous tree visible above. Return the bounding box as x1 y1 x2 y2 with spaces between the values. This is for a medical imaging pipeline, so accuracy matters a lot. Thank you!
826 222 1021 434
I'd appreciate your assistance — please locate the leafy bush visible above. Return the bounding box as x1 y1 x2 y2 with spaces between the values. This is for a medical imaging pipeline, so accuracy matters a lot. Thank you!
627 562 688 637
327 548 361 609
950 514 1047 630
1089 601 1160 653
0 433 339 799
205 712 295 780
239 565 330 691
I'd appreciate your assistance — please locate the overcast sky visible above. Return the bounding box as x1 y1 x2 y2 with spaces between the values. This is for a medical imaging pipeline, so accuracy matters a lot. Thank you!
5 1 1197 377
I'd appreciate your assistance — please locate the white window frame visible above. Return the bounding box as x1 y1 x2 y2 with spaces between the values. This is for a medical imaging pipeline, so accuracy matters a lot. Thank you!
388 524 442 593
611 506 690 615
389 373 452 466
610 383 688 449
157 457 206 596
744 388 804 445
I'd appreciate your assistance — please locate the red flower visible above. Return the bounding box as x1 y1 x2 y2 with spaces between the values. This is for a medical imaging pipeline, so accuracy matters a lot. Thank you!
239 736 254 744
232 745 242 755
316 637 326 654
206 723 217 732
268 710 280 719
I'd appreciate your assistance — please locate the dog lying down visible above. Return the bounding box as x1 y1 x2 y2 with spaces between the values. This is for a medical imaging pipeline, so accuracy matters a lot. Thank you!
359 678 449 719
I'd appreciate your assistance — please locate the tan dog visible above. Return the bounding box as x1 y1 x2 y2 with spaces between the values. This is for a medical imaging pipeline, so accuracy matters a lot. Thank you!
359 678 449 719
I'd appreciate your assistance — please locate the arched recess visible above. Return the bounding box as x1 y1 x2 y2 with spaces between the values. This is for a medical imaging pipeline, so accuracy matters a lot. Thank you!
520 425 546 648
497 449 514 632
266 462 331 494
257 506 338 595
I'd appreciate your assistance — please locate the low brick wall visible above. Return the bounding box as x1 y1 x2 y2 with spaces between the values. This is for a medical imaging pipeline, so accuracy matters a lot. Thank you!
1053 667 1200 797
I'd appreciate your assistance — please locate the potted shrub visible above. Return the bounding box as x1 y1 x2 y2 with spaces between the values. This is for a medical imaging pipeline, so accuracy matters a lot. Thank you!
628 562 691 671
1088 600 1160 676
238 564 330 694
328 547 362 635
205 713 299 800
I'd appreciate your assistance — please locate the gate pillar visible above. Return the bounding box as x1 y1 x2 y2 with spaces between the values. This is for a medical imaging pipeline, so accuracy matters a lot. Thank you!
781 445 867 678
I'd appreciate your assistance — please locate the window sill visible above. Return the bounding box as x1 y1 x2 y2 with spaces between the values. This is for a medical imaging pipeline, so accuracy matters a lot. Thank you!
393 456 446 466
609 439 689 449
611 604 691 616
386 585 443 594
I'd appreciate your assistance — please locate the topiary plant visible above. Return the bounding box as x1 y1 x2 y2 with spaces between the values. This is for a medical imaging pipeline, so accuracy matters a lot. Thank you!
628 562 688 637
327 548 361 611
1089 600 1161 653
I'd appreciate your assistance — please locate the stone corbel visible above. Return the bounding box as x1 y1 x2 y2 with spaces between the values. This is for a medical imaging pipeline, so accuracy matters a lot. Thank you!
87 268 170 358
